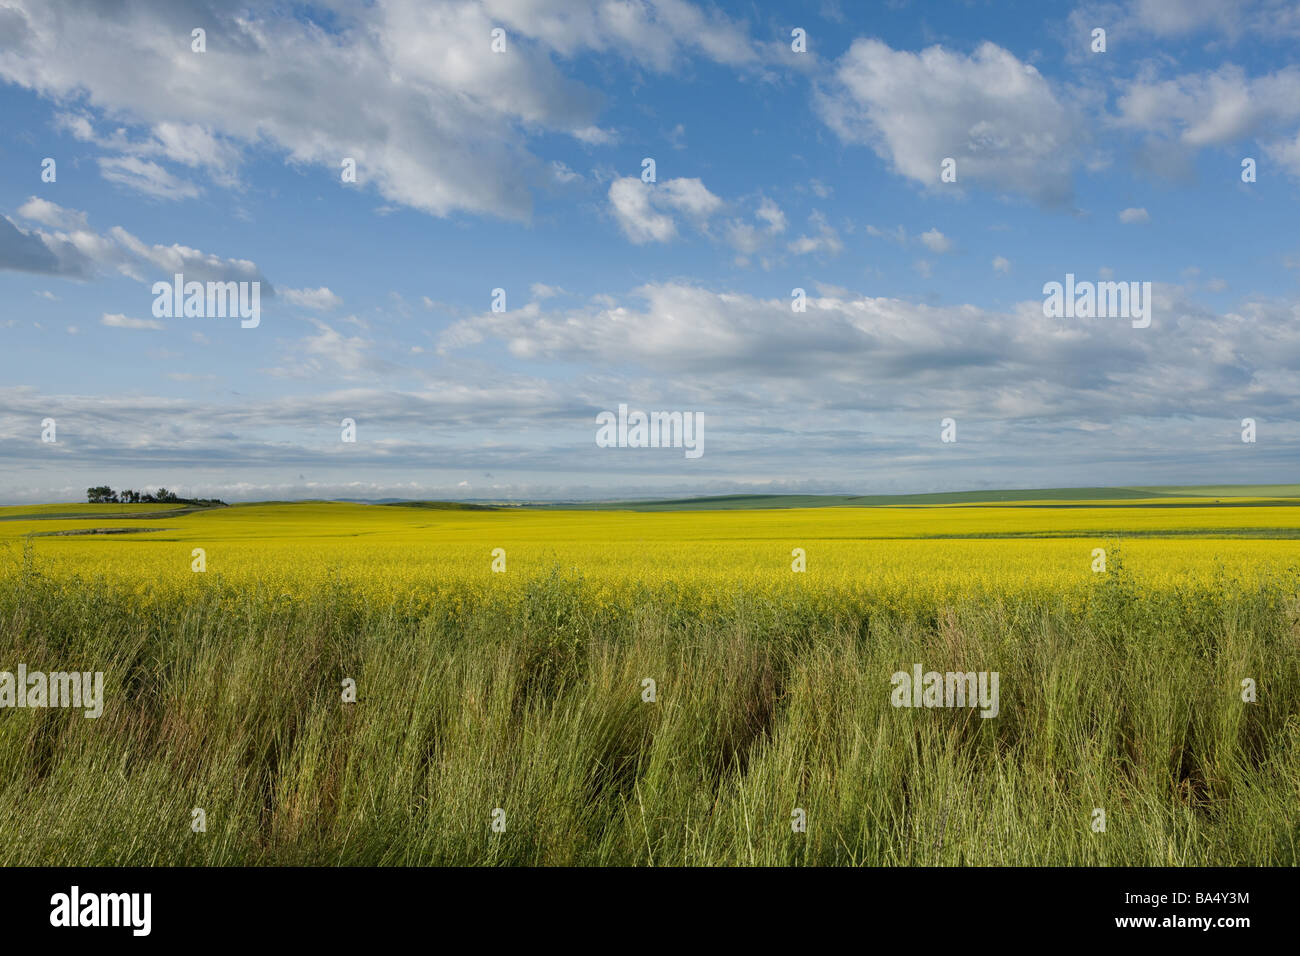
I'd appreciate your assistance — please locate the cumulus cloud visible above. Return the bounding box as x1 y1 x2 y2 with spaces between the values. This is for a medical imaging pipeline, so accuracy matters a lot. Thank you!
1115 64 1300 149
920 228 953 253
816 38 1083 206
16 197 87 231
282 287 343 310
0 0 762 220
1119 207 1150 224
0 215 68 275
608 178 676 243
434 280 1300 432
1112 62 1300 178
55 113 243 188
607 176 722 243
3 199 271 288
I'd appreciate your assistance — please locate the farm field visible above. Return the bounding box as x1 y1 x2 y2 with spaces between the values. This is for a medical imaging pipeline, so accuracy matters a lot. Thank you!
4 493 1300 599
0 491 1297 865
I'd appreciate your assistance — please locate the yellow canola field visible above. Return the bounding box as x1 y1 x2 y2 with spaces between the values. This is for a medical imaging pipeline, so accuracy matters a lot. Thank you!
1 499 1297 614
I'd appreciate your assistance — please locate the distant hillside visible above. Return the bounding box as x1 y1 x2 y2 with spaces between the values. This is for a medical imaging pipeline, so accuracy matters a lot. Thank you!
377 500 503 511
362 485 1300 512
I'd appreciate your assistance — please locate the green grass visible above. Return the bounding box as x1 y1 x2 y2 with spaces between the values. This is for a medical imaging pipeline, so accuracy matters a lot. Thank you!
0 502 191 521
1 565 1296 865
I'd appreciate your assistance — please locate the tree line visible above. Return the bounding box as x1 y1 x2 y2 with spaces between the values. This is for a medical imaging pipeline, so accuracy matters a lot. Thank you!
86 486 225 506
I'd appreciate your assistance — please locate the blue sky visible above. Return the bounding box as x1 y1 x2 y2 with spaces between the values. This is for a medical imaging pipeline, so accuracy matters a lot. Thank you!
2 0 1299 503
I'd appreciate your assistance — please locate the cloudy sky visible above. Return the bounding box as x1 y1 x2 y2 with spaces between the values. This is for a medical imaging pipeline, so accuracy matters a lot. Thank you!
2 0 1299 503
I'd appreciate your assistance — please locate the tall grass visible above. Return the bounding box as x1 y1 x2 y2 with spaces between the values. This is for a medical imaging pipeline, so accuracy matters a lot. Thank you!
1 564 1296 865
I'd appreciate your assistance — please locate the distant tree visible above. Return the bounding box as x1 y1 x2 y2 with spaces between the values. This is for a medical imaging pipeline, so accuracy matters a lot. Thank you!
86 485 222 507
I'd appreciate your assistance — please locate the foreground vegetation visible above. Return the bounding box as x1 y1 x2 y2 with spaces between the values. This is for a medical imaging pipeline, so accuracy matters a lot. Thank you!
0 497 1296 865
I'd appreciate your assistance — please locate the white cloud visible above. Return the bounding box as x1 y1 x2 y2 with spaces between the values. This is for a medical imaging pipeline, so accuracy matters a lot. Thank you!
755 198 786 234
283 287 343 310
1115 64 1300 175
549 161 582 184
433 280 1300 434
992 256 1011 274
59 114 243 195
16 197 87 231
3 201 272 290
1127 0 1243 35
656 178 724 218
0 0 763 221
266 320 392 380
817 38 1082 206
571 125 618 146
108 226 266 287
919 228 953 253
866 224 908 244
1075 0 1300 43
787 212 843 256
98 156 201 200
1265 130 1300 175
608 178 677 243
146 121 242 179
725 197 788 260
607 176 722 243
1119 207 1150 224
1119 65 1300 143
725 222 763 258
101 312 164 331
